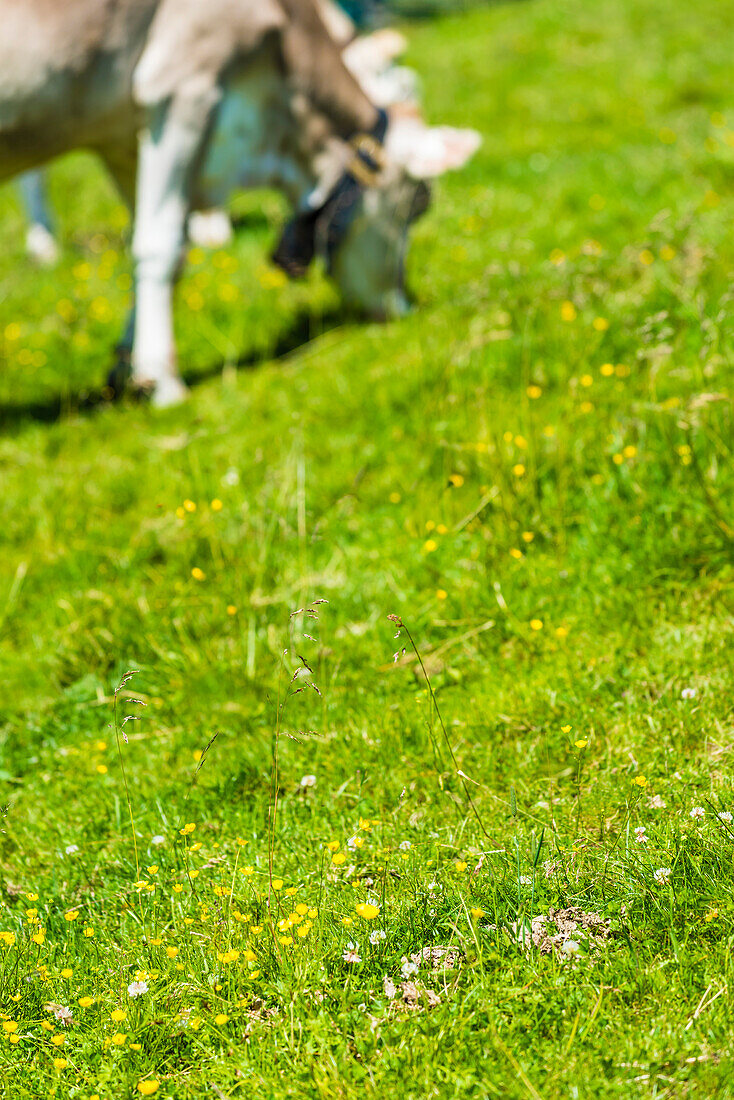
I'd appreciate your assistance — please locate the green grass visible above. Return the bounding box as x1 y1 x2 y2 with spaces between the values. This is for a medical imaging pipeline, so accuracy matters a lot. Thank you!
1 0 733 1096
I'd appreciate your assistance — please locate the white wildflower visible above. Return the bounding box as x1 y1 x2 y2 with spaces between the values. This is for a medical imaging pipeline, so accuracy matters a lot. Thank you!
383 976 397 999
648 795 666 809
401 960 419 979
127 981 149 997
519 874 532 886
717 811 733 824
561 940 580 955
299 774 316 789
222 467 240 487
681 687 697 700
653 867 671 885
44 1004 73 1026
634 826 648 844
369 929 386 945
399 840 412 851
151 835 165 846
343 942 361 964
64 845 79 855
690 807 705 821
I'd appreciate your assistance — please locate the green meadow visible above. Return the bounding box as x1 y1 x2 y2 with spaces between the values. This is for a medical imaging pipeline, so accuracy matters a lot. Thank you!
1 0 733 1095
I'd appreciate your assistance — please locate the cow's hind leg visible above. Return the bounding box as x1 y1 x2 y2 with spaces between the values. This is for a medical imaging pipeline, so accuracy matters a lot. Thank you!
130 99 214 407
106 304 135 399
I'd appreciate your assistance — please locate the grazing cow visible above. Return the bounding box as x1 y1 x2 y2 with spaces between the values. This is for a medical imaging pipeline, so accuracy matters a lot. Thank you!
0 0 479 405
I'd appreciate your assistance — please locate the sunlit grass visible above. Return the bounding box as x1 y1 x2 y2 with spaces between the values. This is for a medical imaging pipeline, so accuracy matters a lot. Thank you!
1 0 734 1095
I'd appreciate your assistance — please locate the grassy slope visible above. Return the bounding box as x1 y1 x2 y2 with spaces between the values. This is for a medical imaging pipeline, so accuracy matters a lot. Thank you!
1 0 733 1096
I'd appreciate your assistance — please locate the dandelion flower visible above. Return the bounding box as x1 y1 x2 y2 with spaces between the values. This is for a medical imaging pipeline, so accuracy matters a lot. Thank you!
356 902 379 920
470 907 485 919
574 739 588 749
633 776 647 788
530 619 543 631
137 1082 160 1096
191 567 205 581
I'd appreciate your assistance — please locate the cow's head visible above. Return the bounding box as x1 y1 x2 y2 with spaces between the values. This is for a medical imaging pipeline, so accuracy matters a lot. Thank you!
273 116 480 319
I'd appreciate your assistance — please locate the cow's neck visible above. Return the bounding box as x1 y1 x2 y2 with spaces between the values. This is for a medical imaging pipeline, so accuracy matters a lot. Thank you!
197 59 334 214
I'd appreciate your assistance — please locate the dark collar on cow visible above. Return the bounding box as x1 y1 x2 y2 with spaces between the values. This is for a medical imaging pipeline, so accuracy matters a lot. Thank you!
272 108 388 279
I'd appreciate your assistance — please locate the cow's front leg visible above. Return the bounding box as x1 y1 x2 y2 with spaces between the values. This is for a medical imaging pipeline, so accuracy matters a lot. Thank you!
131 100 213 407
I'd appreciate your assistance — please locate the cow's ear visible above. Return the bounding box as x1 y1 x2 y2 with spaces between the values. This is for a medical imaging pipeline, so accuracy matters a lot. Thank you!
386 120 481 179
134 0 286 108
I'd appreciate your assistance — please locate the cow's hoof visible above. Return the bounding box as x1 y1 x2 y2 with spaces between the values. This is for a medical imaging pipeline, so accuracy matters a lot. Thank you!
188 209 233 249
149 375 189 408
106 347 133 400
26 224 60 266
